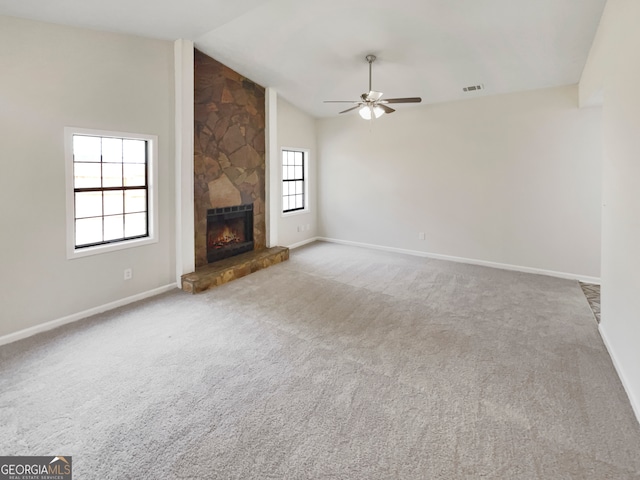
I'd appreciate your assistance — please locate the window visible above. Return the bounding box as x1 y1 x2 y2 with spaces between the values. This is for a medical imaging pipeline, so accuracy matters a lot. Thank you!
282 149 307 213
65 128 158 258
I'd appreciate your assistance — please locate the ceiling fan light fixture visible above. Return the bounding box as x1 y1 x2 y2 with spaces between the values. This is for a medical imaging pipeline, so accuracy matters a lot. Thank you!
358 105 384 120
325 54 421 117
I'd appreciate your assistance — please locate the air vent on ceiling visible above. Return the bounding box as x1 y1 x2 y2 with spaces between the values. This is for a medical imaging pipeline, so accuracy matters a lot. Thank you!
463 84 484 92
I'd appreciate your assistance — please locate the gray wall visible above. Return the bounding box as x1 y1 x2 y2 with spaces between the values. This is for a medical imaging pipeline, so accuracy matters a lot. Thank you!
581 0 640 421
317 85 602 280
276 97 318 247
0 16 176 337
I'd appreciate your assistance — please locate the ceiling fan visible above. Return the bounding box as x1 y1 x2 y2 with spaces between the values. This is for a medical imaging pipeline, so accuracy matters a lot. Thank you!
324 54 422 119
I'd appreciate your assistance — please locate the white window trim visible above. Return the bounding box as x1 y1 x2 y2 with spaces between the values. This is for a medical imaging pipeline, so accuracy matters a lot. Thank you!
281 147 310 217
64 127 159 259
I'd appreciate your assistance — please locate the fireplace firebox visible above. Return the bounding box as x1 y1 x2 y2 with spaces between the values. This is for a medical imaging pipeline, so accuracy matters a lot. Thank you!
206 204 254 263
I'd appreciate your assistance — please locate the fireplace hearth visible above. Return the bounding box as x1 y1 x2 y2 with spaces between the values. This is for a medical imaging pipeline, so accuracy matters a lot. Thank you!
207 204 254 263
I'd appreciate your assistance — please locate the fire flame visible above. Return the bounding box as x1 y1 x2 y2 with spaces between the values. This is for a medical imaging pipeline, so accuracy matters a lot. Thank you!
209 225 241 249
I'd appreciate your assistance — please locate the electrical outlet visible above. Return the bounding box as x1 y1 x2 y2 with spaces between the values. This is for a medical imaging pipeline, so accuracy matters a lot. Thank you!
419 232 426 240
124 268 133 280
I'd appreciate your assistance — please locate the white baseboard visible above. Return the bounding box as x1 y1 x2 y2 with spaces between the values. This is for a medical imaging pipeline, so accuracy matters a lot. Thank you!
0 283 178 347
287 237 321 250
316 237 601 284
598 323 640 425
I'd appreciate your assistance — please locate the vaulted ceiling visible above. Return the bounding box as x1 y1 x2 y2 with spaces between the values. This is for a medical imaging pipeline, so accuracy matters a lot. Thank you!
0 0 606 117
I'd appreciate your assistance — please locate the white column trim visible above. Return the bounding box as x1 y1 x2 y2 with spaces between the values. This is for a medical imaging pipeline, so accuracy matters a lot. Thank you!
174 39 195 281
265 87 279 247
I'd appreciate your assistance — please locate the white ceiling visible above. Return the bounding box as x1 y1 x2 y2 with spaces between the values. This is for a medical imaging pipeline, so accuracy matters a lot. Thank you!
0 0 606 117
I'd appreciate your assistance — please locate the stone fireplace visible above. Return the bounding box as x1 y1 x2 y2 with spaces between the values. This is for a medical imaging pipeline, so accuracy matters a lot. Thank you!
193 48 266 268
181 48 288 294
207 204 254 263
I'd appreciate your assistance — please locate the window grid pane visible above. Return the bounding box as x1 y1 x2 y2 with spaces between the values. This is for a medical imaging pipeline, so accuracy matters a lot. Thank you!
282 149 305 213
74 163 102 188
104 190 124 216
73 136 101 163
76 217 103 246
104 215 125 241
72 134 149 248
75 191 102 218
103 163 123 187
102 138 123 163
125 189 147 214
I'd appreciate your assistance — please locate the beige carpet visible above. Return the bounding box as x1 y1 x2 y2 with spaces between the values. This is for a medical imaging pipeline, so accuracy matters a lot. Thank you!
1 242 639 479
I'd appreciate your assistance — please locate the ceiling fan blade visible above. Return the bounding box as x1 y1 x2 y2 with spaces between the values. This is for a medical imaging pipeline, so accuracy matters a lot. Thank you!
382 97 422 104
378 104 395 114
324 100 359 103
339 105 362 114
366 90 383 102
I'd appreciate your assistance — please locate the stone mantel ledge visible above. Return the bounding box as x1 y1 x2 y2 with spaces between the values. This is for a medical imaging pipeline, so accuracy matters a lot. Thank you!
181 247 289 294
